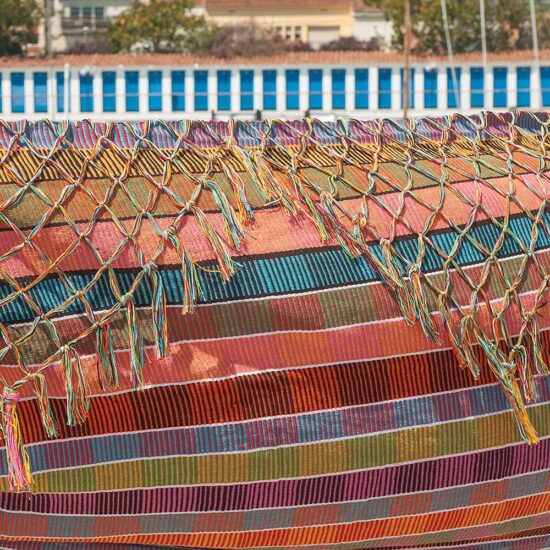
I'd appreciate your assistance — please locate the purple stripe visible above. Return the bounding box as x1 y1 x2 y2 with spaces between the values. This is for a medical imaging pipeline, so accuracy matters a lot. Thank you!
1 438 548 515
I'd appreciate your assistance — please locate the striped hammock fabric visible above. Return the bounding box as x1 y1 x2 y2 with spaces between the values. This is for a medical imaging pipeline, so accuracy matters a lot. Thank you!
0 111 549 548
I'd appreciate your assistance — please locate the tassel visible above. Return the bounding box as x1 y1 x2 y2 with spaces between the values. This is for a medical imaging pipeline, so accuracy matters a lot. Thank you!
61 345 90 426
204 181 246 250
162 227 202 315
408 265 439 342
218 159 255 223
511 344 536 403
380 239 416 324
150 267 168 358
182 250 202 315
96 325 118 390
191 205 237 282
1 388 33 492
32 373 57 438
459 315 481 378
126 301 145 389
525 310 549 377
476 334 539 445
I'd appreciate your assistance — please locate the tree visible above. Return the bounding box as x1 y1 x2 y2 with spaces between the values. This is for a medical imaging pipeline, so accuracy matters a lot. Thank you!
365 0 550 54
209 22 287 58
107 0 215 54
0 0 40 56
319 36 381 51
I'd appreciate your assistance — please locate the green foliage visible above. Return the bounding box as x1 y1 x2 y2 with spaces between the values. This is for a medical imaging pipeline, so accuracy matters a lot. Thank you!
365 0 550 54
107 0 215 54
0 0 40 56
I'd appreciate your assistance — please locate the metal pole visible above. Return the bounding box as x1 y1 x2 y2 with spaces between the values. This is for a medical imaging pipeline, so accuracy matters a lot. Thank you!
440 0 460 108
44 0 52 57
479 0 487 70
403 0 411 118
529 0 541 107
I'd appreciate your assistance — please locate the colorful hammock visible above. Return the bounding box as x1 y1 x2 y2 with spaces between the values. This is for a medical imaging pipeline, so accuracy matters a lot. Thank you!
0 111 549 548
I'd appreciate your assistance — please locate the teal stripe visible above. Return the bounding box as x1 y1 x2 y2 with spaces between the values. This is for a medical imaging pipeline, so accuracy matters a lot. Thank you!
0 212 547 323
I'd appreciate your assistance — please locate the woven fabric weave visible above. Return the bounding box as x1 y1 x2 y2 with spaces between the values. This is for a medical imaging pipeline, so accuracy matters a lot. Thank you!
0 111 549 548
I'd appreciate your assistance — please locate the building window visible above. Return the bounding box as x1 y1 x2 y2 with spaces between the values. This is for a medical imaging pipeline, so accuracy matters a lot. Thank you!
69 6 79 18
285 69 300 110
102 71 116 112
125 71 139 112
217 70 231 112
447 67 461 109
263 70 277 110
240 70 254 111
79 72 93 113
295 26 301 41
285 27 292 40
542 67 550 107
308 69 323 110
332 69 346 110
171 71 185 111
400 67 415 109
424 69 437 109
378 68 392 109
11 72 25 113
355 68 368 109
194 70 208 111
148 71 162 112
493 67 507 108
517 67 531 108
56 72 65 112
33 72 48 113
94 6 104 19
470 67 484 108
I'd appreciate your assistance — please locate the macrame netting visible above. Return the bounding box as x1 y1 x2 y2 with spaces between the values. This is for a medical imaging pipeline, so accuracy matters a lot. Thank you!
0 111 548 519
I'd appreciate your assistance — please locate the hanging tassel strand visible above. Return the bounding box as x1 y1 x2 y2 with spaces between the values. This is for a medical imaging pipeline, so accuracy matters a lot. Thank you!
1 388 33 492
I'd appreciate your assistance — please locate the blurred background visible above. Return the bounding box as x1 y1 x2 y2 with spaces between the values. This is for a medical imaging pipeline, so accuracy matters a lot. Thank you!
0 0 549 120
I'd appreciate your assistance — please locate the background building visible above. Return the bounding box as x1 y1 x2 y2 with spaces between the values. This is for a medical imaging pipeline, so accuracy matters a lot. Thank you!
38 0 392 54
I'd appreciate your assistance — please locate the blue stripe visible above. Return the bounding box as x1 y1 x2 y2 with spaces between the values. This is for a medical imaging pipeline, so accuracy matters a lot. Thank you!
2 378 549 475
0 212 547 324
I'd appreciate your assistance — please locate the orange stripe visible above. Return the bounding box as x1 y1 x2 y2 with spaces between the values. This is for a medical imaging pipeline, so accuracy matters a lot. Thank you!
0 173 545 279
4 290 546 399
1 494 548 546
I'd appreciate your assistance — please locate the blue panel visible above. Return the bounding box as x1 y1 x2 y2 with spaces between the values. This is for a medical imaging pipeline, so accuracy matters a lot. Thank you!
542 67 550 107
355 68 368 109
332 69 346 110
493 67 507 108
33 72 48 113
400 68 415 108
217 70 231 112
11 73 25 113
308 69 323 110
423 69 437 109
378 68 392 109
125 71 139 112
240 70 254 111
517 67 531 108
194 70 208 112
171 71 185 112
102 71 116 113
263 70 277 110
470 67 484 108
56 72 65 112
79 73 94 113
286 69 300 110
447 67 461 109
148 71 162 112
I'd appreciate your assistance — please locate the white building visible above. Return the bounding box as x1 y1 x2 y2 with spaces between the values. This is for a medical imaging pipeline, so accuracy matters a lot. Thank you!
0 50 548 121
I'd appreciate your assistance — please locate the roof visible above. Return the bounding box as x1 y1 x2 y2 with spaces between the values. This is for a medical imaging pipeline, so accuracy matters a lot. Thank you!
204 0 350 10
1 49 547 69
